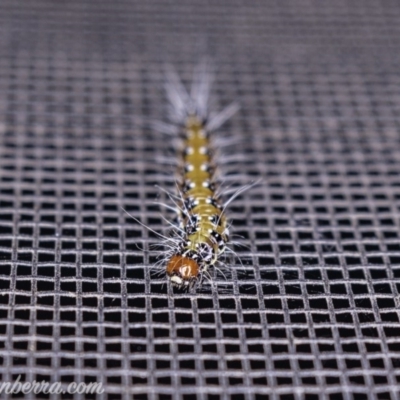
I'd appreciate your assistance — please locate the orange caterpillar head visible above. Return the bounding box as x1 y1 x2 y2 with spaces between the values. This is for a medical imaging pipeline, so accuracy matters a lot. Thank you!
166 255 200 288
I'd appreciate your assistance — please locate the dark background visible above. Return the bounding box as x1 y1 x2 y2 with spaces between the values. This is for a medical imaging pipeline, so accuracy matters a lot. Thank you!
0 1 400 399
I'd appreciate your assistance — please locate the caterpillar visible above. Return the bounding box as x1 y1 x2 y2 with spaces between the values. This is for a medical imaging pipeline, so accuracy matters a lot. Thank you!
156 63 242 291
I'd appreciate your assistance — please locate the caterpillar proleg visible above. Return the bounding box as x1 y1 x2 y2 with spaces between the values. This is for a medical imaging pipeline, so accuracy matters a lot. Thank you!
157 63 241 291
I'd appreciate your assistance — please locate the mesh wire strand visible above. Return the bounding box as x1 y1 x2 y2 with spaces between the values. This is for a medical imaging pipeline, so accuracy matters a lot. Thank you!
0 1 400 399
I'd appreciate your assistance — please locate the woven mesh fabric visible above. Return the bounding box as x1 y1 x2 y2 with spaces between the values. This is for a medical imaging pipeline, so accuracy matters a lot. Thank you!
0 1 400 399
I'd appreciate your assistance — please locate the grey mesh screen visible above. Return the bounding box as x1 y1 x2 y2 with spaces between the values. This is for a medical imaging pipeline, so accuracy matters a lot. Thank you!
0 1 400 399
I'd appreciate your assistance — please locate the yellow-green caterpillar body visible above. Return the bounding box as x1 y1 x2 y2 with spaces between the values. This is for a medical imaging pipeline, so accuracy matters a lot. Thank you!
160 63 239 290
